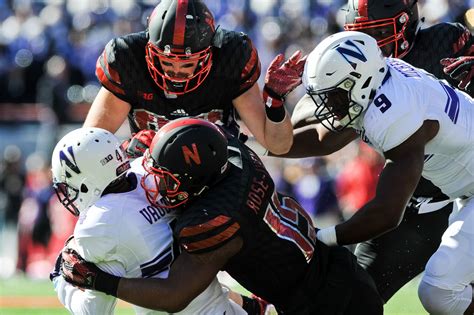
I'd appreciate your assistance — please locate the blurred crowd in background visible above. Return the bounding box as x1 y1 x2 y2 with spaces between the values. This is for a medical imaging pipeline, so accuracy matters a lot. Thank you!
0 0 473 280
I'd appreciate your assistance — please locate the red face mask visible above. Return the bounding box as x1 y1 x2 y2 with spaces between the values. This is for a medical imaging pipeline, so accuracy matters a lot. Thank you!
145 43 213 95
344 11 412 58
141 152 189 208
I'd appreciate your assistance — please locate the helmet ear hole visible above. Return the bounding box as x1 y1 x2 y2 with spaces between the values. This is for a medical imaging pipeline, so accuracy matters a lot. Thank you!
81 184 89 193
209 144 217 156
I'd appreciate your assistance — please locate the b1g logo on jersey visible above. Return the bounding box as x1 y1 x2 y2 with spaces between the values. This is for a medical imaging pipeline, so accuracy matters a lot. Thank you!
133 109 224 131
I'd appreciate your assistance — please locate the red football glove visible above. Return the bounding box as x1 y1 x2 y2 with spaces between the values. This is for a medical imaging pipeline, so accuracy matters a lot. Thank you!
61 247 120 296
251 294 271 315
263 50 307 108
440 56 474 92
121 129 156 159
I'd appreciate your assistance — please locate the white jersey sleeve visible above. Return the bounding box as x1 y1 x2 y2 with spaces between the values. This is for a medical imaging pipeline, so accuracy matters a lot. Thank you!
359 58 474 199
53 276 118 315
362 88 424 153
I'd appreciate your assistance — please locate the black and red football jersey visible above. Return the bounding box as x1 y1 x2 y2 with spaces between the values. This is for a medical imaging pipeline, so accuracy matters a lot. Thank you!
405 22 473 97
174 136 322 312
95 28 261 135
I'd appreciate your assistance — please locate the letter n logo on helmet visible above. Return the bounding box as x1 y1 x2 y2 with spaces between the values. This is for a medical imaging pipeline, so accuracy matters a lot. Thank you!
182 144 201 166
336 40 367 70
59 146 81 177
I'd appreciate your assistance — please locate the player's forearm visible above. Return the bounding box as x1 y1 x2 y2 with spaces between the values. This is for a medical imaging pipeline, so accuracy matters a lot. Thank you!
117 277 193 312
264 113 294 155
327 157 418 245
335 200 401 245
271 125 357 158
83 87 130 132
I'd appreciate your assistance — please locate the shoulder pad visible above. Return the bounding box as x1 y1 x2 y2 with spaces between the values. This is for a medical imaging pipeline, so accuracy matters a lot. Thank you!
96 32 148 97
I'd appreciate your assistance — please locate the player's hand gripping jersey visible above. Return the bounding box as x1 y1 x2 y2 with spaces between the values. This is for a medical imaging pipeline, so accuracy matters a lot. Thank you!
53 158 243 315
96 29 260 135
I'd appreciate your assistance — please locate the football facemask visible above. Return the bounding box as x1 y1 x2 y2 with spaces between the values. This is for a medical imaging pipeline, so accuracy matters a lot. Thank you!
141 151 190 208
146 43 212 95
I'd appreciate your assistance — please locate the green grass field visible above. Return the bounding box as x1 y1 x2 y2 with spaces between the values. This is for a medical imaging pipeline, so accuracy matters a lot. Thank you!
0 274 427 314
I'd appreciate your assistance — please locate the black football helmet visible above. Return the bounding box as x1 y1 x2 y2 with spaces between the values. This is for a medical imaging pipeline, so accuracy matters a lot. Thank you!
145 0 215 95
344 0 420 58
141 118 229 208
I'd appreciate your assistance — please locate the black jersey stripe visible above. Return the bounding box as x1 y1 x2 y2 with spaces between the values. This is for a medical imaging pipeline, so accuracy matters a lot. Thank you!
140 247 173 278
181 222 240 253
180 215 232 237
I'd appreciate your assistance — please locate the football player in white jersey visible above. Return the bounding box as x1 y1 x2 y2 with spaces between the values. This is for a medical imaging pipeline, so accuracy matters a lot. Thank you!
49 127 249 314
289 31 474 315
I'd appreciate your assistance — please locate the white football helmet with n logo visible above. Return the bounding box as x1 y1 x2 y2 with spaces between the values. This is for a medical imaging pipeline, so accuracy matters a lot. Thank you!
51 127 130 216
303 31 387 132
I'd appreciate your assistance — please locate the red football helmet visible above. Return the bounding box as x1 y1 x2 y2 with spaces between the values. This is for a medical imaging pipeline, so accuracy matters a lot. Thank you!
145 0 216 95
141 118 229 208
344 0 420 58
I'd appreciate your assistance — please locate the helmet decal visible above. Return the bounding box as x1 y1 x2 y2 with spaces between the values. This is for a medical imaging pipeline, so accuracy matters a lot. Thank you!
51 127 130 216
336 40 368 70
182 144 201 166
303 31 387 132
59 146 81 176
173 0 189 53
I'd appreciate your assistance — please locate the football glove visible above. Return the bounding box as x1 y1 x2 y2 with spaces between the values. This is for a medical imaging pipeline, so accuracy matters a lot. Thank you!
440 56 474 93
121 129 156 159
263 50 307 108
61 247 120 296
242 294 272 315
49 235 75 282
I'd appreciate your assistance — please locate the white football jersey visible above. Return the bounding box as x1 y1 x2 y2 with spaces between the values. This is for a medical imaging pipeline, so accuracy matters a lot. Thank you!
54 157 245 315
357 58 474 200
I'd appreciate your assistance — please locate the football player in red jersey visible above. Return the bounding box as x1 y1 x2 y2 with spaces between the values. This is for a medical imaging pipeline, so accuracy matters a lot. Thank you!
276 0 474 305
58 118 383 315
84 0 305 156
